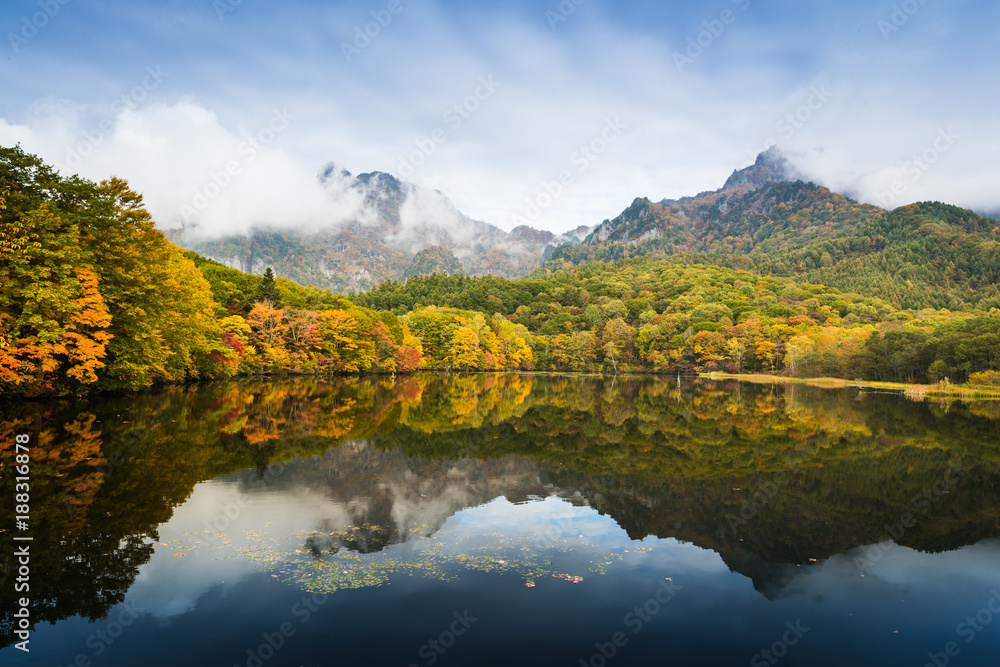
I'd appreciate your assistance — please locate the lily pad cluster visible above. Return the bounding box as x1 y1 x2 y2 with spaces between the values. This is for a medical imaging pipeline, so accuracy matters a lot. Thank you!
228 522 657 595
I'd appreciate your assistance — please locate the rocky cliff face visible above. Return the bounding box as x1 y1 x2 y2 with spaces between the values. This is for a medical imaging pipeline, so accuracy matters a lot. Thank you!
172 164 586 293
578 147 865 250
722 146 794 190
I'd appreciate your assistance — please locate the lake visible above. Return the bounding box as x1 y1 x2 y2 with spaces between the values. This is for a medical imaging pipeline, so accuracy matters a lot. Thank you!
2 374 999 666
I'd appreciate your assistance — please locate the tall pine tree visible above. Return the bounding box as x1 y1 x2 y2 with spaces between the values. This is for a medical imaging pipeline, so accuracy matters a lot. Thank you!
256 267 281 306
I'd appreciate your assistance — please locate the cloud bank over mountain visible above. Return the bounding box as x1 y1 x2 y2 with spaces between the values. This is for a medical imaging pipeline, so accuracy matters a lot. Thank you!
1 0 998 234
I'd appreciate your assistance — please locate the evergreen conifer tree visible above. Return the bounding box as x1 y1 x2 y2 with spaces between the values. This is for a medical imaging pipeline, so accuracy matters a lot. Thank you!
256 267 281 306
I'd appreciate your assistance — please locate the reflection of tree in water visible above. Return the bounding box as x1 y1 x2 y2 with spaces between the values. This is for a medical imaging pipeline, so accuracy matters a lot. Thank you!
1 399 181 640
0 384 274 644
3 373 1000 644
366 376 1000 595
0 377 539 643
542 446 1000 598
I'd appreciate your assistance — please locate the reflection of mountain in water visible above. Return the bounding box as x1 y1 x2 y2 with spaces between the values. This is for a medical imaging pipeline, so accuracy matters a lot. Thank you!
228 432 1000 600
234 441 584 554
545 453 998 599
336 438 998 598
3 373 1000 641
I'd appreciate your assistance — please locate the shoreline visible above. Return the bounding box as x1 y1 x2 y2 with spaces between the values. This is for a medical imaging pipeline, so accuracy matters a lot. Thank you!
698 372 1000 401
7 369 1000 403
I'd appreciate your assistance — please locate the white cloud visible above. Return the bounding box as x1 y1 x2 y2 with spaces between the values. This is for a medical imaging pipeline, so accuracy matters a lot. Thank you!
0 97 374 239
2 0 998 239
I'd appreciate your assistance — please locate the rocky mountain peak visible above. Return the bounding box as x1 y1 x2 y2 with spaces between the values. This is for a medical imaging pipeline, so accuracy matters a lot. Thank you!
177 160 587 292
509 226 556 245
722 146 793 191
319 162 353 182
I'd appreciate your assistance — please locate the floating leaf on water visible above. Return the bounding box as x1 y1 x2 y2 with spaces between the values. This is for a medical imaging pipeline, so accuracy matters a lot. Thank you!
229 526 639 596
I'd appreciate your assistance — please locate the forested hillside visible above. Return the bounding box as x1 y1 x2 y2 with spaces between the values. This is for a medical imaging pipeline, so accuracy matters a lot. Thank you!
0 146 417 396
3 146 999 397
550 182 1000 311
174 168 588 293
744 202 1000 310
0 145 229 395
354 259 1000 383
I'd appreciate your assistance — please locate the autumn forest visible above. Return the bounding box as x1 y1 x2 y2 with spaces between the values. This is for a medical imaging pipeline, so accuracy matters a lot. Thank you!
2 145 999 399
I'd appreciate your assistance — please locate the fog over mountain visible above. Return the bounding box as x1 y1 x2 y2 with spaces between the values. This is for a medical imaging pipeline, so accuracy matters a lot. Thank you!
172 142 999 302
172 161 591 292
2 2 998 238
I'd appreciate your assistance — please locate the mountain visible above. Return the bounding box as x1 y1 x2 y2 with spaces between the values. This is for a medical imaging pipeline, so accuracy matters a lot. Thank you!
172 165 590 293
173 147 1000 309
571 147 882 253
721 145 796 190
550 149 1000 311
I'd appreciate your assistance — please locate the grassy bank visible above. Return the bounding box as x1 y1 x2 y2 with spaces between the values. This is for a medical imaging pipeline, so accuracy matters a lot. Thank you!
699 372 1000 401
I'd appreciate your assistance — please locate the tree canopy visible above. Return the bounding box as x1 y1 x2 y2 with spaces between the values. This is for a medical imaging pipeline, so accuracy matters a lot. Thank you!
3 146 999 395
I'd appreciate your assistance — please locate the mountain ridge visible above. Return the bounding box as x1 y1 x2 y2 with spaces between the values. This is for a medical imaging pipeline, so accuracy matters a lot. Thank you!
174 148 1000 311
551 150 1000 311
172 164 591 293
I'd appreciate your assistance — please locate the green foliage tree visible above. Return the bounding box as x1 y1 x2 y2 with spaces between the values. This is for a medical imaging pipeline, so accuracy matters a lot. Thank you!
5 146 1000 393
256 267 281 306
0 146 230 395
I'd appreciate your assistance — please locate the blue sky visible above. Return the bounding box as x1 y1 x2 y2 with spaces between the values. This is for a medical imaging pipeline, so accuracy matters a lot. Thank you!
1 0 998 235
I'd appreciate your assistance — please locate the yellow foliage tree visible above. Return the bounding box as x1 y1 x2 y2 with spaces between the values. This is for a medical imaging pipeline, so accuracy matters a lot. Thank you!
62 268 113 384
447 326 483 371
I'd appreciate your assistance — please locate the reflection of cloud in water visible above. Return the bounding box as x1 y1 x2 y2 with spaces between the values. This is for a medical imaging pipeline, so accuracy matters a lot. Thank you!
230 492 731 596
450 496 619 543
752 538 1000 608
441 496 732 576
242 442 577 553
124 462 602 618
122 442 764 619
127 477 362 619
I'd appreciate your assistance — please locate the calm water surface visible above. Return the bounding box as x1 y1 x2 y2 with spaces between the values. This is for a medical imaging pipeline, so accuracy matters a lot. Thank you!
2 375 999 666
